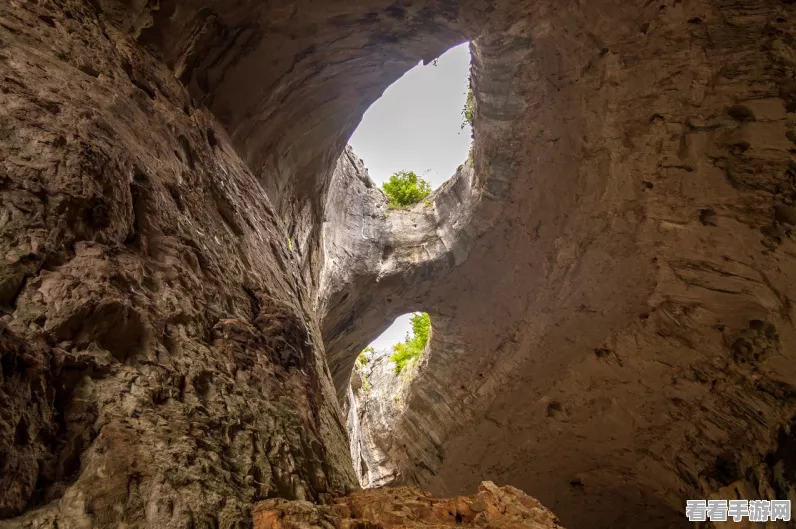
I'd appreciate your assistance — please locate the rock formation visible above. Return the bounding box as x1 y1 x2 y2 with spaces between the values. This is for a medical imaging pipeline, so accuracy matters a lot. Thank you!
346 345 427 489
253 481 564 529
2 0 796 528
318 4 796 528
0 1 357 525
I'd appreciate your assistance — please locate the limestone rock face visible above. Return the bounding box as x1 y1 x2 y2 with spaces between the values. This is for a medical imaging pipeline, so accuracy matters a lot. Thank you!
0 1 356 526
318 148 479 398
253 482 564 529
315 3 796 529
346 348 423 489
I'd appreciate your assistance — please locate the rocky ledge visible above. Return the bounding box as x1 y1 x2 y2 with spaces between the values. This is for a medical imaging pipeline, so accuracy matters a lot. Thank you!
253 482 564 529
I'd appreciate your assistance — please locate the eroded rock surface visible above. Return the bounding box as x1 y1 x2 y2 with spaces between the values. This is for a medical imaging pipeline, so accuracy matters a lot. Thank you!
346 347 429 489
319 148 479 398
317 4 796 528
0 1 355 526
253 482 564 529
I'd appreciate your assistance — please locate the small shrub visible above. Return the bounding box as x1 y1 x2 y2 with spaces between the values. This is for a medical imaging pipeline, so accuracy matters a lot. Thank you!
390 312 431 374
382 171 432 209
357 347 373 367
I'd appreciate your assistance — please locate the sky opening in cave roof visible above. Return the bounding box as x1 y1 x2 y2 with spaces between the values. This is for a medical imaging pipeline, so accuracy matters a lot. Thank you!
350 43 470 353
349 42 472 191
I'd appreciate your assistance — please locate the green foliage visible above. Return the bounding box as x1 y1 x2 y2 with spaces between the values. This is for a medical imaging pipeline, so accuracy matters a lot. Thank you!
382 171 432 209
461 88 474 129
357 347 373 367
362 376 372 394
390 312 431 374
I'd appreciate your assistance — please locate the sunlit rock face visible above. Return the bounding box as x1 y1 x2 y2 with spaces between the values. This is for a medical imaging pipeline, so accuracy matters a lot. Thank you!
345 343 434 490
347 349 407 489
2 0 796 528
318 148 480 397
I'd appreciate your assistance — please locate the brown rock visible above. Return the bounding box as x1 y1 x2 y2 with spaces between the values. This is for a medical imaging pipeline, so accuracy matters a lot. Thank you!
253 482 564 529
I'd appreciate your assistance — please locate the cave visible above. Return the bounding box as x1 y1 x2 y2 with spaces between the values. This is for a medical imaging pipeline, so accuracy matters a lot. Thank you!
1 1 796 529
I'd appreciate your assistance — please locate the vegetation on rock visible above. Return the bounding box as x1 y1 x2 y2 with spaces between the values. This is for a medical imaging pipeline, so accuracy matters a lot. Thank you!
390 312 431 373
462 88 474 128
357 347 372 367
462 84 474 165
382 171 432 209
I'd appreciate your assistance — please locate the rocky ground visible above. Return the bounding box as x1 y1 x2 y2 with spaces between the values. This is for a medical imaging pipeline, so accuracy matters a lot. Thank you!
253 482 564 529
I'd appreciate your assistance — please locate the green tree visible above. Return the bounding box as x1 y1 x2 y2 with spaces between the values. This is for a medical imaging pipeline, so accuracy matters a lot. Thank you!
382 171 432 209
390 312 431 373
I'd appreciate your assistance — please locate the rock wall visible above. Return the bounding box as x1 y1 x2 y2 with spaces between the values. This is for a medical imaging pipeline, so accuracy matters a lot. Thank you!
347 350 401 489
346 345 431 489
316 3 796 529
0 1 356 526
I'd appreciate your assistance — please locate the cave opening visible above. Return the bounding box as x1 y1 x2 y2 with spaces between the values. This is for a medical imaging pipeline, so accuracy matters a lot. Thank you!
360 311 431 375
348 42 473 198
347 311 433 488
